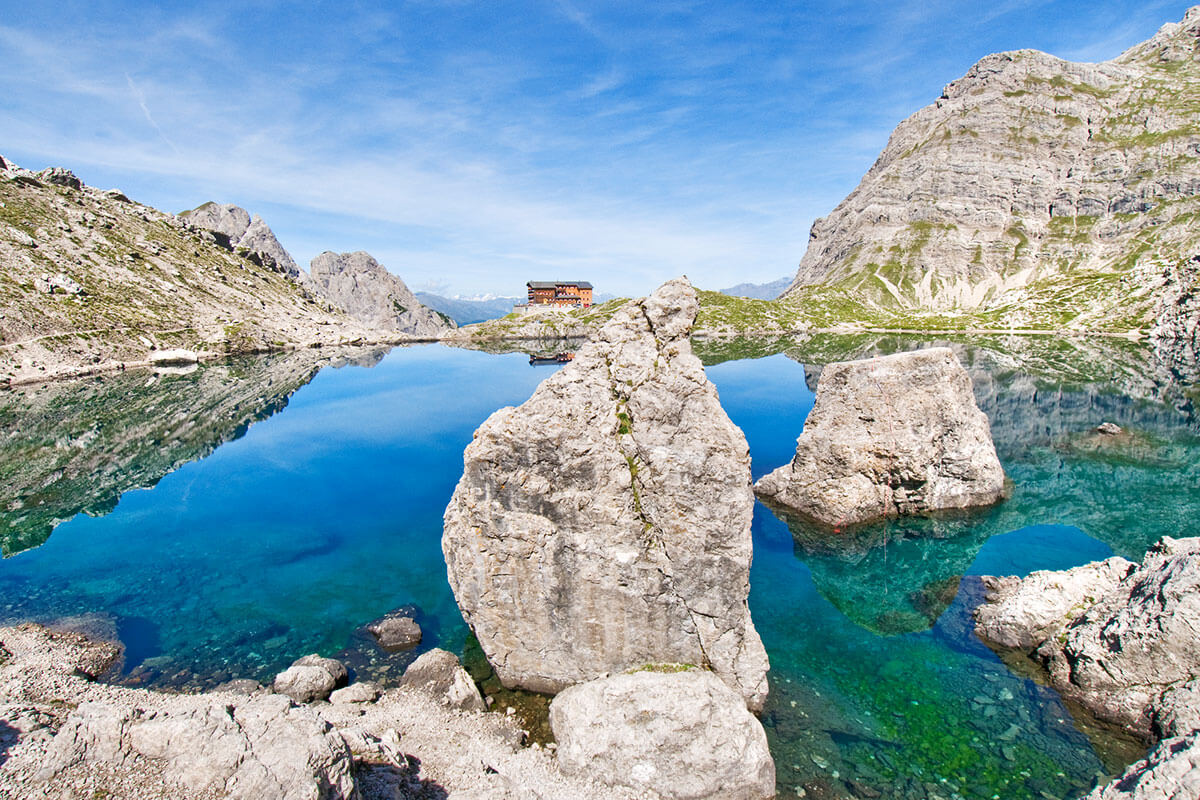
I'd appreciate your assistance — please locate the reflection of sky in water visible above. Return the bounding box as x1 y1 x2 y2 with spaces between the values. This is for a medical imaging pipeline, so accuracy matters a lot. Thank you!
2 341 1197 799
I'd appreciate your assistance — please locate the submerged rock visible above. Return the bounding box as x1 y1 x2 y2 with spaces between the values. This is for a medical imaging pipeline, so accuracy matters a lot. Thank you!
365 611 422 651
549 669 775 800
975 537 1200 739
442 277 769 710
754 347 1006 527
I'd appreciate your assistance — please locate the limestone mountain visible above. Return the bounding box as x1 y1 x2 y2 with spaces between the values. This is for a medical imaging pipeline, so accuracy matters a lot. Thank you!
781 7 1200 334
180 202 307 286
308 251 455 337
0 156 396 385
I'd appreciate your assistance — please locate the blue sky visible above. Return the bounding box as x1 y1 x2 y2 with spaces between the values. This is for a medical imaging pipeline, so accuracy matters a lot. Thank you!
0 0 1187 297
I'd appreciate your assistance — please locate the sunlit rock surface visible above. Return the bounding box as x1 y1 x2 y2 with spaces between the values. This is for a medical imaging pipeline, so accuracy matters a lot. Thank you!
443 278 769 710
755 347 1006 527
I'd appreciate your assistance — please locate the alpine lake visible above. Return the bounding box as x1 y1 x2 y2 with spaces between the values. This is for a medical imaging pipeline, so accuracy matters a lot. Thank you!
3 333 1198 800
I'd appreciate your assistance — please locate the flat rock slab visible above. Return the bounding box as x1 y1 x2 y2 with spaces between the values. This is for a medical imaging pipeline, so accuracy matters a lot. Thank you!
443 278 768 710
549 670 775 800
755 347 1006 527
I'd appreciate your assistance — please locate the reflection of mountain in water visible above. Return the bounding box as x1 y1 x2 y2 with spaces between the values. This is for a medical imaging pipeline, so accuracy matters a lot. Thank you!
0 350 370 556
752 333 1200 635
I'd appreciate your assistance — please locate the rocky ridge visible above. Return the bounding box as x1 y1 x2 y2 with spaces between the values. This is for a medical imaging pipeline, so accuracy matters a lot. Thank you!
179 202 308 286
443 278 769 710
0 156 407 385
309 251 455 338
781 7 1200 337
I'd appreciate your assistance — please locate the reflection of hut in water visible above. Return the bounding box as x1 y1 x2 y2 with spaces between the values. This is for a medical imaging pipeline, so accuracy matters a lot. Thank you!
528 352 575 366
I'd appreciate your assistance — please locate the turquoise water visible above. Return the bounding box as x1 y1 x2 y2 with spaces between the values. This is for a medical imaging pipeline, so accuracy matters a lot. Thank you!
2 339 1198 799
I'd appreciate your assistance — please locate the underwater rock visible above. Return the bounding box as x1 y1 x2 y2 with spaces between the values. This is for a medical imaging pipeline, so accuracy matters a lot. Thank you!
443 278 768 710
400 648 486 712
549 669 775 800
754 347 1006 527
976 537 1200 738
272 654 348 703
366 612 422 651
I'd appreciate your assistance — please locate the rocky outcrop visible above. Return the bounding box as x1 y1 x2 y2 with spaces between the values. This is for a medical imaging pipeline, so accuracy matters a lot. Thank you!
755 347 1006 527
975 537 1200 739
399 648 486 712
443 278 769 710
974 557 1135 650
309 251 454 337
781 8 1200 334
549 669 775 800
1081 731 1200 800
180 202 307 284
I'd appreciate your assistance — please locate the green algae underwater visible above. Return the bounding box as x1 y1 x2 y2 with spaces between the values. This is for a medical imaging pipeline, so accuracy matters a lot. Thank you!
2 334 1197 799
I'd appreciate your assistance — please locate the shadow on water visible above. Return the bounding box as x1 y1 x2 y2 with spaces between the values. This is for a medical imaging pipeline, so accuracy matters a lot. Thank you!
0 720 15 767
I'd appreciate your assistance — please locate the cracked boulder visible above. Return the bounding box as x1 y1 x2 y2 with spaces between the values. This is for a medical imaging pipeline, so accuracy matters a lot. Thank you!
442 277 769 710
754 347 1006 527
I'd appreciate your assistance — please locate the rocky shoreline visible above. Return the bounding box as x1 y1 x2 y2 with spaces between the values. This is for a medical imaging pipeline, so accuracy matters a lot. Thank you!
974 537 1200 798
0 623 645 800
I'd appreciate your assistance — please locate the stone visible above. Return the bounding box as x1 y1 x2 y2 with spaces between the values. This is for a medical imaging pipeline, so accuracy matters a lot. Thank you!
1082 730 1200 800
1096 422 1124 436
973 557 1134 650
272 654 348 703
35 167 82 190
549 670 775 800
366 612 422 650
975 537 1200 737
329 681 382 704
309 250 455 337
213 678 265 695
443 278 769 710
754 347 1006 527
36 693 357 800
400 648 486 712
149 348 200 366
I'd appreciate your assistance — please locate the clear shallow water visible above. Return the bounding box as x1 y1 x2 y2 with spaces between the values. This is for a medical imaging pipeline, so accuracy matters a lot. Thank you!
2 338 1198 799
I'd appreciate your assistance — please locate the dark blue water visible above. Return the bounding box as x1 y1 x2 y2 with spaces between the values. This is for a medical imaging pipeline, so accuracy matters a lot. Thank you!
3 341 1197 799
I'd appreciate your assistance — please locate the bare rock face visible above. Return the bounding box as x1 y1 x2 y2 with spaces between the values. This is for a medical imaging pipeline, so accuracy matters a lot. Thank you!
1082 731 1200 800
780 8 1200 334
754 347 1006 527
974 557 1135 650
180 202 306 284
37 694 357 800
549 670 775 800
442 278 769 710
975 537 1200 738
309 251 455 337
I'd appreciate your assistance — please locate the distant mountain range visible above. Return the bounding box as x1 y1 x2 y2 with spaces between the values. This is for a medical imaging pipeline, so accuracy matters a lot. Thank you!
719 277 791 300
415 293 522 325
